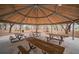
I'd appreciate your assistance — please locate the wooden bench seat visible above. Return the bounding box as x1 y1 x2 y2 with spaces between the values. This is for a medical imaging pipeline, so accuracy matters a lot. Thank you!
18 46 30 54
46 37 64 45
9 36 17 43
9 35 27 43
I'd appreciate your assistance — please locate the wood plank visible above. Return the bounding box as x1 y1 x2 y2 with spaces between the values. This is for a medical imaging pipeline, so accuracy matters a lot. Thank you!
18 46 29 54
26 37 65 54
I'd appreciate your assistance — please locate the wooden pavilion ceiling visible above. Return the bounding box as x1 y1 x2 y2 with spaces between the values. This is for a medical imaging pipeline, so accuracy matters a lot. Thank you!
0 4 79 25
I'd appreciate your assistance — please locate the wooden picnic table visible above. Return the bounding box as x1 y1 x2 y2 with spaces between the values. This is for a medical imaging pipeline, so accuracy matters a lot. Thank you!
32 32 41 37
14 33 26 40
26 37 65 54
46 32 69 45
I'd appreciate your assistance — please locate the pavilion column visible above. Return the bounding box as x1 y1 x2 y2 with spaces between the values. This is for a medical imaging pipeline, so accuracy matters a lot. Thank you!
19 24 22 33
51 25 52 33
36 25 39 33
36 25 37 33
72 22 75 40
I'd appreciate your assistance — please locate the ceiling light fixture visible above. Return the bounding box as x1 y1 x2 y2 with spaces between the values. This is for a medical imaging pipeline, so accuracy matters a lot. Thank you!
58 4 62 6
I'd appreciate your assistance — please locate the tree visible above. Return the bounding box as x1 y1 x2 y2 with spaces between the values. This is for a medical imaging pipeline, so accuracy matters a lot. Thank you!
3 23 7 30
0 24 2 30
61 23 71 34
9 23 14 33
19 24 23 33
44 25 48 32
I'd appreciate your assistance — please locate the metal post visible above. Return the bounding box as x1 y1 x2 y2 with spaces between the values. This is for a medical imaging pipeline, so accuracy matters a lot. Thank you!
51 25 52 33
19 24 22 33
36 25 37 33
72 22 74 40
36 25 39 33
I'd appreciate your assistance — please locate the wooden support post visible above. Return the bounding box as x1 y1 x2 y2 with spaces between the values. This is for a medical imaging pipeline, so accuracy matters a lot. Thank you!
19 24 22 33
72 22 75 40
35 25 39 36
36 25 38 33
51 25 52 33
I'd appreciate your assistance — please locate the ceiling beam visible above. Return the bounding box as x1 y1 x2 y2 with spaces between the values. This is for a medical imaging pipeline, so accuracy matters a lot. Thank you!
0 5 32 17
35 7 38 24
19 6 35 23
0 19 73 25
2 5 31 22
11 5 56 18
56 13 74 21
25 7 34 16
39 5 75 21
39 5 56 13
38 6 53 24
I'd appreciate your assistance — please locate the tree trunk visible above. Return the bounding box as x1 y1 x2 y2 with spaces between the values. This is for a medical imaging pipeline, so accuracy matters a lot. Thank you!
0 24 1 30
65 23 71 34
9 24 14 33
4 24 7 30
36 25 39 33
19 24 22 33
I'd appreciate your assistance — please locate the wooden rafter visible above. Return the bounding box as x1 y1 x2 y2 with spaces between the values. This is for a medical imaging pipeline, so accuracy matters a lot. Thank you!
39 5 75 21
39 5 56 13
72 22 75 40
56 13 73 21
12 5 34 17
0 5 32 17
0 19 74 25
25 6 34 17
38 6 53 24
12 5 34 23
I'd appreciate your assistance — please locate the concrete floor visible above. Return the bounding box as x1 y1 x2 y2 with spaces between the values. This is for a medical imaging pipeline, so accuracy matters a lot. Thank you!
0 33 79 54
